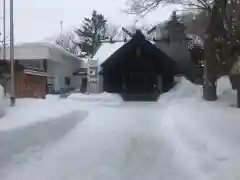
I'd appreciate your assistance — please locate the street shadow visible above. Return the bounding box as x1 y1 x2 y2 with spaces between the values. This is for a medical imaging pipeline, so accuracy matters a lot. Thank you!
0 110 88 170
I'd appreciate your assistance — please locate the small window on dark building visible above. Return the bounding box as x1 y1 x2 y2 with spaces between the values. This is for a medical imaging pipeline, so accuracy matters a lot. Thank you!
65 77 71 86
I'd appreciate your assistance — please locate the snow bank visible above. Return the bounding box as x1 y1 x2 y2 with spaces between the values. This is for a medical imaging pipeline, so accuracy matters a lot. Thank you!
159 77 202 103
217 76 232 95
68 92 122 103
159 76 237 107
172 76 233 99
173 77 202 97
45 94 61 101
0 97 83 131
216 76 237 106
0 92 121 131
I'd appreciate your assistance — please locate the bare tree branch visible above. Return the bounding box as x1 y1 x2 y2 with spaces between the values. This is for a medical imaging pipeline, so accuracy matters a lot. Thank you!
125 0 213 16
55 31 80 55
105 24 119 40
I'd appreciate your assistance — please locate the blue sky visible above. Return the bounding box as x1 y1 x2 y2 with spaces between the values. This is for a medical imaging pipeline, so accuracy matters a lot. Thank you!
0 0 181 43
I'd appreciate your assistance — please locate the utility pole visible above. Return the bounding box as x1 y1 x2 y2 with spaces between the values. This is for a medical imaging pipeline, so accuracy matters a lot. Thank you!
87 59 90 94
60 20 63 36
10 0 15 106
3 0 6 62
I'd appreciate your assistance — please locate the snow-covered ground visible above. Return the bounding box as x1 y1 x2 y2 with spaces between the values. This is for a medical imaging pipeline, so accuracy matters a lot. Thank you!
0 96 81 131
0 77 240 180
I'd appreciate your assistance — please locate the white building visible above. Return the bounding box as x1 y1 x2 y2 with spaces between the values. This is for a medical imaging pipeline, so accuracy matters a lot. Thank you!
0 42 85 94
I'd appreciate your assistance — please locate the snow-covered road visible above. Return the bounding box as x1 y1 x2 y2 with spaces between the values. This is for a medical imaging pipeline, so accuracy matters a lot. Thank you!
0 111 88 170
1 77 240 180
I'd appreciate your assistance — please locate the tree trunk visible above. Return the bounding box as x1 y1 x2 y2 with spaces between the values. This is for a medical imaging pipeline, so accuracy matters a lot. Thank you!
203 35 217 101
203 78 217 101
203 0 227 101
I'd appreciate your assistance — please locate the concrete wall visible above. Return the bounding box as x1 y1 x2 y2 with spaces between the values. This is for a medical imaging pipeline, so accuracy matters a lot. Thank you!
87 60 100 94
89 83 99 94
47 60 82 93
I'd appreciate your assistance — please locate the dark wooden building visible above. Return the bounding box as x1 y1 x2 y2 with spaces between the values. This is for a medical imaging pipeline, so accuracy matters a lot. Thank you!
100 30 177 101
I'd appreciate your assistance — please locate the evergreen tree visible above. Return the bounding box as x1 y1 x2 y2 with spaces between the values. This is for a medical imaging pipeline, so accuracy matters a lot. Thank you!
76 10 108 57
162 11 187 42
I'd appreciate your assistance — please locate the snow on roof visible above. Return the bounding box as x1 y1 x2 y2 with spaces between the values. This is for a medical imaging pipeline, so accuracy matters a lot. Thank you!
187 34 204 48
93 42 125 65
150 41 156 44
0 42 83 64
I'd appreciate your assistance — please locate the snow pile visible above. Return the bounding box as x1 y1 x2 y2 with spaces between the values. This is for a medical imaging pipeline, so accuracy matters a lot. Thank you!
45 94 61 101
217 76 237 106
217 76 232 95
0 97 82 131
159 77 202 103
68 92 122 103
173 77 202 97
160 76 237 107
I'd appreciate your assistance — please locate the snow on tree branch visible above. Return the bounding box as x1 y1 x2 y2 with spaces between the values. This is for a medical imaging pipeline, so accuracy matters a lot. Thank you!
55 31 81 56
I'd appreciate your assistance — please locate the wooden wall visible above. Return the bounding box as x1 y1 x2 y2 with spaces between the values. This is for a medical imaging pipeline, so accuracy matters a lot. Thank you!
15 71 46 98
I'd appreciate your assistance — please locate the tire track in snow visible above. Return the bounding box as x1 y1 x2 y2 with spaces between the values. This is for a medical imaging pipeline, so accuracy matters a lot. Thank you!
161 102 240 180
0 111 88 171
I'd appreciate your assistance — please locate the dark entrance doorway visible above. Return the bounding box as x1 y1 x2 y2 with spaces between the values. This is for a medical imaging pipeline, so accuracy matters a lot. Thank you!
123 73 157 93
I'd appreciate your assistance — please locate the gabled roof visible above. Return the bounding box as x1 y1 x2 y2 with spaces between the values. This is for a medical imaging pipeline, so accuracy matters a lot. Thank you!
101 30 177 73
